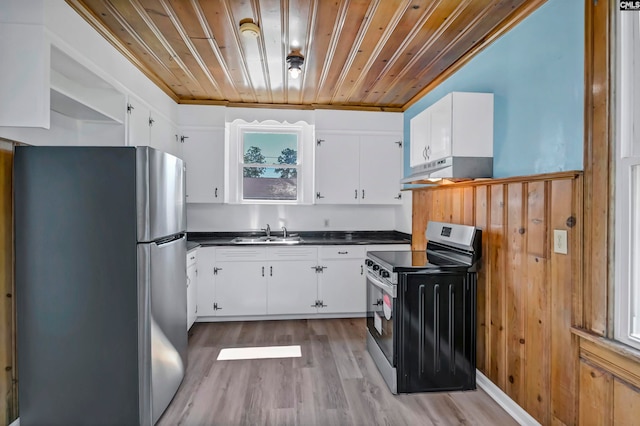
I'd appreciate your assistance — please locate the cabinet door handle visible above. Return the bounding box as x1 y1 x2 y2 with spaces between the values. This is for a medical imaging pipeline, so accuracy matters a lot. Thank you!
355 189 358 199
362 189 365 199
338 251 348 254
270 266 273 276
186 276 190 287
215 187 218 198
423 146 427 159
426 145 431 160
262 266 265 277
361 265 363 275
316 192 324 199
214 267 222 275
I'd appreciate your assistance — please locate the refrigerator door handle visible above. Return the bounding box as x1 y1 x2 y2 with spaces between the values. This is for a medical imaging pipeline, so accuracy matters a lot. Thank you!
155 233 186 246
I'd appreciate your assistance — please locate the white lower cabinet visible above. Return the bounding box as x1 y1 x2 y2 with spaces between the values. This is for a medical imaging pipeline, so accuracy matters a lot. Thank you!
195 243 410 320
186 248 198 330
212 247 267 316
267 246 318 315
214 261 267 316
268 260 318 315
317 246 366 314
196 247 217 317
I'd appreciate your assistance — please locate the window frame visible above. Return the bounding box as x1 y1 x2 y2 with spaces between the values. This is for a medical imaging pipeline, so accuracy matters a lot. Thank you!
226 119 315 204
615 10 640 349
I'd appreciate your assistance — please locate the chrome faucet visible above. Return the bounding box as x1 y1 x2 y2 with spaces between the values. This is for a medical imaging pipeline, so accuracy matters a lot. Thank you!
282 226 288 238
262 224 271 237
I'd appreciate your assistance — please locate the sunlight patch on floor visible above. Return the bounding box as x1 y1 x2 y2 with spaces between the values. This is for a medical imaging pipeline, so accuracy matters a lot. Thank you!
216 345 302 361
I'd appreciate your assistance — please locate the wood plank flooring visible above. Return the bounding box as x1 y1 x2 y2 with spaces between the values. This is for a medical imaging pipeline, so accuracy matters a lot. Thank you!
158 318 518 426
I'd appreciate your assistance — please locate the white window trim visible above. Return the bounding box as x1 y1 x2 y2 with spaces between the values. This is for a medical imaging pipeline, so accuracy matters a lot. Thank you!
615 10 640 349
225 118 315 204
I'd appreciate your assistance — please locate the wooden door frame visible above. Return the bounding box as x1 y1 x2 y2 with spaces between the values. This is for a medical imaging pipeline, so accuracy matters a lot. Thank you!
582 0 614 336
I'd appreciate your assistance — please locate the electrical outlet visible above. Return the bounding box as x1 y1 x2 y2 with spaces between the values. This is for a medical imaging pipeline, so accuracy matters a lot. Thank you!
553 229 568 254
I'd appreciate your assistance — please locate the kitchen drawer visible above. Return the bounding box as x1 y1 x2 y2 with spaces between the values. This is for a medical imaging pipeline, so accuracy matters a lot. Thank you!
267 246 318 261
366 244 410 252
215 247 266 261
186 249 198 268
319 246 365 260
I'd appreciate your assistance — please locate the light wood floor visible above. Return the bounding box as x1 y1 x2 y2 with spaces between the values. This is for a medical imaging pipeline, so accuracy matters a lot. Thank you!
158 318 517 426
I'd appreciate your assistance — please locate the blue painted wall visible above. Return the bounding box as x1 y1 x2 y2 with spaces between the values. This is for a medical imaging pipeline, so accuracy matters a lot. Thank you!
404 0 584 178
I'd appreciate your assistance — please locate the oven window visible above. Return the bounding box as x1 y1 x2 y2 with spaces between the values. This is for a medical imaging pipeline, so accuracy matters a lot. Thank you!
366 277 395 365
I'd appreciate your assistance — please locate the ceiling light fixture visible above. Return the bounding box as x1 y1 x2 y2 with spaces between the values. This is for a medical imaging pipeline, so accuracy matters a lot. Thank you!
286 52 304 79
239 19 259 38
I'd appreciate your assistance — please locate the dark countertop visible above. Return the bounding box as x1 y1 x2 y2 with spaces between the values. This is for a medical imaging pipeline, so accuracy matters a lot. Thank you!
187 230 411 247
187 241 201 251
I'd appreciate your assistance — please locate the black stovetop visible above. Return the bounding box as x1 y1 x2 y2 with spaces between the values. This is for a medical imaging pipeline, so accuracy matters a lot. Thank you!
367 250 475 273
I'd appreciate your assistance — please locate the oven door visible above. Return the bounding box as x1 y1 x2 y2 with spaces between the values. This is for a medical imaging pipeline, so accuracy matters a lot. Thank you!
366 270 396 366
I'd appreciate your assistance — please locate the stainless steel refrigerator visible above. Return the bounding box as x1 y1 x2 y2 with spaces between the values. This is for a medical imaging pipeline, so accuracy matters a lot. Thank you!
14 146 187 425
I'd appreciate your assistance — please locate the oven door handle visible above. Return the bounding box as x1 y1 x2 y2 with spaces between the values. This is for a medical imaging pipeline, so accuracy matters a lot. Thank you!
367 271 396 298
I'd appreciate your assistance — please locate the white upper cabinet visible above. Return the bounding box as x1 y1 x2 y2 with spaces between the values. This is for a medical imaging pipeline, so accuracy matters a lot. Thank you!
410 92 493 167
359 135 403 204
126 96 181 157
315 133 360 203
181 127 225 203
126 97 150 147
315 132 403 205
315 109 403 205
150 112 181 158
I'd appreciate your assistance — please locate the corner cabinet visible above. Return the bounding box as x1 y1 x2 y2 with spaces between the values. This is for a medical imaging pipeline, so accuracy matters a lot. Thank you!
410 92 493 168
181 127 225 203
315 132 403 204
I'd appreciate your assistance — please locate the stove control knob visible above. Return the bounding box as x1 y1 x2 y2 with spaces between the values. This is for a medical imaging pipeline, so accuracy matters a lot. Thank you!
372 264 380 271
365 260 373 267
381 270 390 278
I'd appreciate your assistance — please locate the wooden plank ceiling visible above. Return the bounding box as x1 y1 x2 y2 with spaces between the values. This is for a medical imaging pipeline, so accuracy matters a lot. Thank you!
66 0 544 110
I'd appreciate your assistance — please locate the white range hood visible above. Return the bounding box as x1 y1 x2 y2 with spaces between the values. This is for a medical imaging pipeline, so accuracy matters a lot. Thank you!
400 156 493 183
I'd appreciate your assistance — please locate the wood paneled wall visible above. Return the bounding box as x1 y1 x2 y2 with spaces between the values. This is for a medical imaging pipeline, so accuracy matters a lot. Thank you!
0 140 16 425
411 171 582 425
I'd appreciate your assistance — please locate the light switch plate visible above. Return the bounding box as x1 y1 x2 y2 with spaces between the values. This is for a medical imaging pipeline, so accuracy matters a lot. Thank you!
553 229 568 254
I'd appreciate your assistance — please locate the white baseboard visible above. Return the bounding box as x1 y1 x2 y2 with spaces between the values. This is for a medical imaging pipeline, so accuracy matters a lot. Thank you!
196 312 366 323
476 370 541 426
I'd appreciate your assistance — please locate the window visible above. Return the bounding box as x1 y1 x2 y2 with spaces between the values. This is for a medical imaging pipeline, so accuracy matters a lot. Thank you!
615 11 640 349
227 119 314 204
242 132 299 200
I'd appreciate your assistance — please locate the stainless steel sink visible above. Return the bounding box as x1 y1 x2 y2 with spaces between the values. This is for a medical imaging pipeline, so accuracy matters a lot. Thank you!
230 235 303 244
